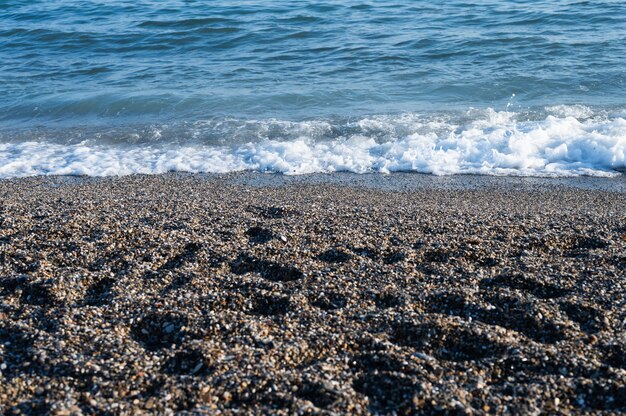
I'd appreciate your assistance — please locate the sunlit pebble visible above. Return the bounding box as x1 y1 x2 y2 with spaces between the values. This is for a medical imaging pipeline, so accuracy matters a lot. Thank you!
0 174 623 413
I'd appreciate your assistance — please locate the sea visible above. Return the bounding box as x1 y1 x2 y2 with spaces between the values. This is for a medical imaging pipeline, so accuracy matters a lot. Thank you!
1 0 625 178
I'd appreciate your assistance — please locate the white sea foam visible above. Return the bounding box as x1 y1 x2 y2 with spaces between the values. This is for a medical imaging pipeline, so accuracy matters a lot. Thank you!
1 109 624 178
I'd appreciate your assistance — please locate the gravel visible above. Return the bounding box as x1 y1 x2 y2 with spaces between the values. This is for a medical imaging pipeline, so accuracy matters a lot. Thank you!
0 173 624 415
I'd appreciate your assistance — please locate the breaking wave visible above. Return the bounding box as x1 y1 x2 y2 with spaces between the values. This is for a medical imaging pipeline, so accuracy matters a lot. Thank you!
0 108 624 178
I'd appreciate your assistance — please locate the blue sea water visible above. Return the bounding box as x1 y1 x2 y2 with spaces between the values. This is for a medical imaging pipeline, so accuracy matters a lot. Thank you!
0 1 625 177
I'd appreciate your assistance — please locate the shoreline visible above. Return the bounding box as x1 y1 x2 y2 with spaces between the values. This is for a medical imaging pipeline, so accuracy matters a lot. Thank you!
1 171 625 192
0 173 624 414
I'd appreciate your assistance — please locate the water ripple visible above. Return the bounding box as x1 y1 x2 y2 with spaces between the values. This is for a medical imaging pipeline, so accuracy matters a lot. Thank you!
0 0 624 124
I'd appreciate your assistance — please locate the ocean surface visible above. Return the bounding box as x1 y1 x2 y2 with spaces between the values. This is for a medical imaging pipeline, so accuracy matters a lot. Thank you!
1 0 625 178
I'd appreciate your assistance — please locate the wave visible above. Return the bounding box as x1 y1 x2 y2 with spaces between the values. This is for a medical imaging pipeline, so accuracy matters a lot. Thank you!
0 108 624 178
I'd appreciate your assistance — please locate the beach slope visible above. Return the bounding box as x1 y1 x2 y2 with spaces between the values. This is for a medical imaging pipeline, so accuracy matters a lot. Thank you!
0 173 624 414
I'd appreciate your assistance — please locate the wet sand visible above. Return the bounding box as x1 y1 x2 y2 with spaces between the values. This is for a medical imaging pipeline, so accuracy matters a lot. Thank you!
0 173 624 415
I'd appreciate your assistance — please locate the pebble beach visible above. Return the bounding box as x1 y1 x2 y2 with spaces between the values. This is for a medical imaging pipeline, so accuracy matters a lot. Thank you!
0 173 624 415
